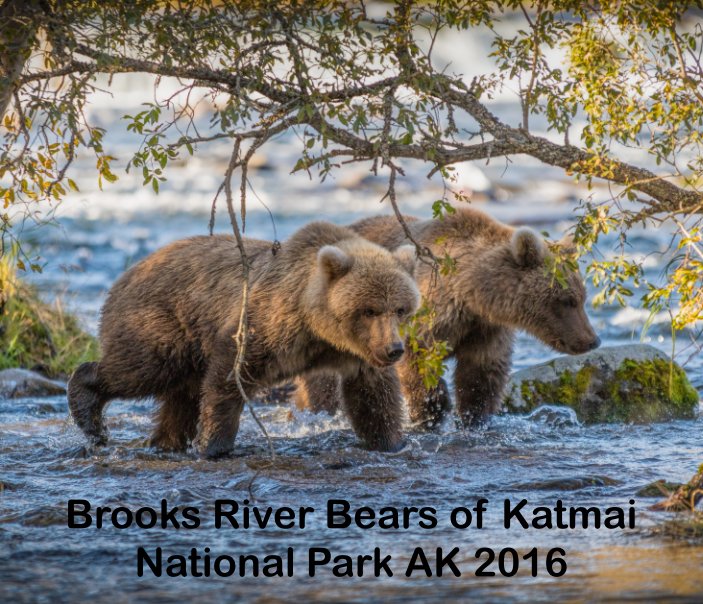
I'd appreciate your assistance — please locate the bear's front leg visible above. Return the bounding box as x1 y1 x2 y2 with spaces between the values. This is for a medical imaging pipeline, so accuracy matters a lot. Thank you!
293 373 342 413
197 367 246 459
341 365 404 452
453 332 512 427
397 349 451 431
150 378 201 452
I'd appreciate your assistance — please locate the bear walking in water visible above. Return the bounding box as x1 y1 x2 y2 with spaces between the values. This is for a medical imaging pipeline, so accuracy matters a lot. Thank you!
68 222 419 458
295 208 600 429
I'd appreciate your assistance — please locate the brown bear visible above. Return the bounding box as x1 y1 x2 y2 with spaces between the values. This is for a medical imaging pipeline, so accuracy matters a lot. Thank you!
294 208 600 429
67 221 420 458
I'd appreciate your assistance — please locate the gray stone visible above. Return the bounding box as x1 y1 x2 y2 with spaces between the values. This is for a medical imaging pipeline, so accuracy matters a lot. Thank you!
502 344 700 424
0 368 67 398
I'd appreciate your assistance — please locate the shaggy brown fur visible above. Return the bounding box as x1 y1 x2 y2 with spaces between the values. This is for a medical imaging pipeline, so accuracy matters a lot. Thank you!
68 222 420 457
296 208 599 428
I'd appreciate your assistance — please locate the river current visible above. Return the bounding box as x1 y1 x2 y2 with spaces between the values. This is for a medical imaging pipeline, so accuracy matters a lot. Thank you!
1 204 702 603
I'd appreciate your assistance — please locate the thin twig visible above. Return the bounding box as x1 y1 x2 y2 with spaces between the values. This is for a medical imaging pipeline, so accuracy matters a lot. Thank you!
381 162 437 269
221 140 276 459
519 1 543 132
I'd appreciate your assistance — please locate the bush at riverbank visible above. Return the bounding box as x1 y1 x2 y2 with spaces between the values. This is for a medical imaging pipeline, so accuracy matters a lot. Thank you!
648 465 703 544
0 252 98 379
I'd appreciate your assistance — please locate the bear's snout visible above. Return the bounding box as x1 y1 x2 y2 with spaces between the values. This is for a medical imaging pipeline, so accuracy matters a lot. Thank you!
566 333 601 355
386 342 405 363
588 335 601 351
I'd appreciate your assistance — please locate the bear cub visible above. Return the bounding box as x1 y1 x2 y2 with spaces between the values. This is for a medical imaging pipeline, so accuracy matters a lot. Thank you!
295 208 600 429
68 222 420 458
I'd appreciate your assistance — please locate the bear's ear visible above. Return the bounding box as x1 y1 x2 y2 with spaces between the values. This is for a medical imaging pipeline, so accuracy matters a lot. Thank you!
393 245 417 277
317 245 353 280
511 227 546 268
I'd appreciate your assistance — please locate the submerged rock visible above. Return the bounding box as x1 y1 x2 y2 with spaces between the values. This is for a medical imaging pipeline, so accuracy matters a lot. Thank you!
0 368 67 398
525 405 581 428
635 480 681 498
512 475 619 491
502 344 700 424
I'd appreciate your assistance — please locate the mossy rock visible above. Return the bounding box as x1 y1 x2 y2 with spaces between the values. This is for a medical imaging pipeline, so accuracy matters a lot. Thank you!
503 344 700 424
635 479 681 498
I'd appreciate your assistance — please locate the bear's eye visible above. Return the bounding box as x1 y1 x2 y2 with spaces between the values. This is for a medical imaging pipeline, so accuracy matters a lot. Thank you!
396 307 406 317
362 308 379 318
563 297 578 308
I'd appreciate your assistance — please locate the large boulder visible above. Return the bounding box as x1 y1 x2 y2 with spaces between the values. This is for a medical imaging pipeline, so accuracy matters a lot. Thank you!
0 368 67 398
502 344 700 423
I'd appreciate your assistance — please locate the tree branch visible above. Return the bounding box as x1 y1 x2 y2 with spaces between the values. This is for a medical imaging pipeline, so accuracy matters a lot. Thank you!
437 80 703 216
0 0 42 120
11 17 703 222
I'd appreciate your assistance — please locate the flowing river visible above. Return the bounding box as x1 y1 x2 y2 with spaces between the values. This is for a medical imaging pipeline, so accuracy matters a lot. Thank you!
1 203 702 602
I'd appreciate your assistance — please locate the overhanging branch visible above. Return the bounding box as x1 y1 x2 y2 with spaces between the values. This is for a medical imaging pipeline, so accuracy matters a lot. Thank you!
14 40 703 218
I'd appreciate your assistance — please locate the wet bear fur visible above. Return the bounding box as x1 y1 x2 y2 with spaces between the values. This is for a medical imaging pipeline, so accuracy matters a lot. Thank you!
68 222 420 457
295 208 599 429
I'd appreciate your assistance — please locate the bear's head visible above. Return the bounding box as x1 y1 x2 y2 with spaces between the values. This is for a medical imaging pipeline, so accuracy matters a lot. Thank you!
473 227 600 355
306 240 420 367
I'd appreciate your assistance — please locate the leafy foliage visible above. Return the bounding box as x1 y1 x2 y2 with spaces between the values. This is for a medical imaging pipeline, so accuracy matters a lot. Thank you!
1 0 703 335
401 302 452 389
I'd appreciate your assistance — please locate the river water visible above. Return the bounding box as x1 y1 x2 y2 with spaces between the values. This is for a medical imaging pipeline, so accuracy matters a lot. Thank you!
2 11 703 602
1 203 702 603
